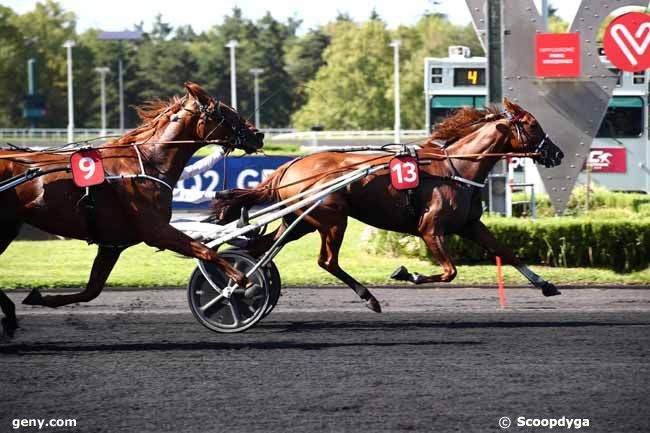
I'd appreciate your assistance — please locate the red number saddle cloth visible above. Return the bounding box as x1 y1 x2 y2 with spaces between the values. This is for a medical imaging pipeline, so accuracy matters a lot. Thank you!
389 156 420 190
70 149 105 188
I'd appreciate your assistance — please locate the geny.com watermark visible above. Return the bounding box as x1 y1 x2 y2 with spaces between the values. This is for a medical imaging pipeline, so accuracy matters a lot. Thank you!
12 419 77 430
499 416 590 429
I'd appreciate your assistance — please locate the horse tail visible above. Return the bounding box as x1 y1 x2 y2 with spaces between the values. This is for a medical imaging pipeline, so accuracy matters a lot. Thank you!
209 166 284 224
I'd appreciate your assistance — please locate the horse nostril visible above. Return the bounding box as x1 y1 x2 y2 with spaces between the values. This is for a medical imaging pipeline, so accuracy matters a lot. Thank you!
256 132 265 141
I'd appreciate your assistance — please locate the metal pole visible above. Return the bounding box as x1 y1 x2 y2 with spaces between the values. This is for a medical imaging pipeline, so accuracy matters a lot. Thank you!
390 40 401 144
95 67 110 137
118 58 125 131
249 68 264 127
63 40 75 144
531 185 537 220
586 164 591 211
486 0 502 107
225 40 239 109
542 0 549 31
27 58 37 129
487 0 506 214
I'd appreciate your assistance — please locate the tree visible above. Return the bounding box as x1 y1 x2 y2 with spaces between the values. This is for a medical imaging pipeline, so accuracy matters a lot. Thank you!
285 28 330 112
0 6 27 126
133 15 199 104
9 0 77 127
292 20 394 129
399 15 483 129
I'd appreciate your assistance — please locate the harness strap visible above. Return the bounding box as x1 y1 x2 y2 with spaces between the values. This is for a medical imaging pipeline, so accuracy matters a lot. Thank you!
104 143 173 191
441 148 486 189
105 174 173 191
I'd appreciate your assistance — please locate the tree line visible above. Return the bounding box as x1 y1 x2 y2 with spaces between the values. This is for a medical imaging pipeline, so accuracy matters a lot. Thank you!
1 1 500 130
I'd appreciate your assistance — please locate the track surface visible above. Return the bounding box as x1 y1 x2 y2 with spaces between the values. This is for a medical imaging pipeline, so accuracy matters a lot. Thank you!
2 288 650 433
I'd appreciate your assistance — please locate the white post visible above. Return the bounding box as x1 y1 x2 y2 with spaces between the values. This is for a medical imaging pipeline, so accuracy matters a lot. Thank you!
225 40 239 109
63 40 75 144
118 58 125 131
249 68 264 127
95 67 110 137
389 40 401 144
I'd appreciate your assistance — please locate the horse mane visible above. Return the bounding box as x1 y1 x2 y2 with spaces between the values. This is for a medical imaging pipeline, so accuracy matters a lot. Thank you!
117 96 186 143
423 106 502 147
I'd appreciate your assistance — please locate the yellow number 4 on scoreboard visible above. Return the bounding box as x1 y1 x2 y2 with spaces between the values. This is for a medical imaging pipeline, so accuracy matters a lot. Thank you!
467 69 478 85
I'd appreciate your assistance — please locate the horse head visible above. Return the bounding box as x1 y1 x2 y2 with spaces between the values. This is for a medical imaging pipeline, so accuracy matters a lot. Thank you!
502 98 564 168
184 82 264 154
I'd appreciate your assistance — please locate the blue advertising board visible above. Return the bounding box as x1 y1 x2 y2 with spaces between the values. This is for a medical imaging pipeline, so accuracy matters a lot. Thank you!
172 156 292 210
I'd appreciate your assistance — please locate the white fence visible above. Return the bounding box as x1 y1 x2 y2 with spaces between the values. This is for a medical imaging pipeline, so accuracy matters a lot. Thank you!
0 128 429 148
0 128 296 141
270 129 429 148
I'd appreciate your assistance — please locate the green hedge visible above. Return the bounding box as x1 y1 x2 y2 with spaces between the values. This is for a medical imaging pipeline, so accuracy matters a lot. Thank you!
365 217 650 273
512 186 650 217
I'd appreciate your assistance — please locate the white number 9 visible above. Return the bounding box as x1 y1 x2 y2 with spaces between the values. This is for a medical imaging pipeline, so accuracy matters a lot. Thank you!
78 157 96 180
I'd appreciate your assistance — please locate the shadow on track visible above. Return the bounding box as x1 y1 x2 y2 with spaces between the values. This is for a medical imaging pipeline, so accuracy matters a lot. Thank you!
265 319 650 333
0 339 483 355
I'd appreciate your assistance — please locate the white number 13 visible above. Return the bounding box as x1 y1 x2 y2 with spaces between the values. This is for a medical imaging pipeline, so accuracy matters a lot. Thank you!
391 161 417 183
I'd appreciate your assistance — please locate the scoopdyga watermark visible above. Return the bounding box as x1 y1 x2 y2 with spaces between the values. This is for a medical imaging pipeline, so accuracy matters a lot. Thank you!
499 416 590 429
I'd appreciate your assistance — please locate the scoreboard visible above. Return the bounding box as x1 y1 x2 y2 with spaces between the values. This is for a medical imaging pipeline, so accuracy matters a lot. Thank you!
424 47 487 132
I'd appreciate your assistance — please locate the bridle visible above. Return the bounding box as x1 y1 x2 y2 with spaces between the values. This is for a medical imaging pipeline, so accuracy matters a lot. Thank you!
506 110 550 158
185 98 252 153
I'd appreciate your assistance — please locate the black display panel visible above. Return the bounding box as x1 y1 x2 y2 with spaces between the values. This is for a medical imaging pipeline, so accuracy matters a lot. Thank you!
453 68 486 86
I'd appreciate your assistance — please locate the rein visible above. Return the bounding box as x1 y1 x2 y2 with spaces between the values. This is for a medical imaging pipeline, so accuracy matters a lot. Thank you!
0 139 232 161
261 150 540 195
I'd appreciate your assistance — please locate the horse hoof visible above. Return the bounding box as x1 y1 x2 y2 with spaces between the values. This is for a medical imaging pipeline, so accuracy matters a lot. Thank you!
1 317 18 339
391 266 410 281
244 283 263 299
541 282 561 297
366 297 382 313
22 288 44 305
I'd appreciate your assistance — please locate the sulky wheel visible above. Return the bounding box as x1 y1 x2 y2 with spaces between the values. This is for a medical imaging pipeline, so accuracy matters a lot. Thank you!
188 251 270 333
262 260 282 319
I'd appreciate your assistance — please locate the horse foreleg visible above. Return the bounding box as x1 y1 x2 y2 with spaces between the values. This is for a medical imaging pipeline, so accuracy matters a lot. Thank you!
459 220 560 296
318 223 381 313
139 223 245 285
391 232 457 284
23 245 125 308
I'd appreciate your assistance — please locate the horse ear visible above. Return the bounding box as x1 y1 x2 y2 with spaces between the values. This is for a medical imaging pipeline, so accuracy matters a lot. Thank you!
503 98 521 114
184 81 211 106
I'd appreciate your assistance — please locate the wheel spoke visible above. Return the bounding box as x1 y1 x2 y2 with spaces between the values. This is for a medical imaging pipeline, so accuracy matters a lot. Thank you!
200 293 225 312
229 299 242 327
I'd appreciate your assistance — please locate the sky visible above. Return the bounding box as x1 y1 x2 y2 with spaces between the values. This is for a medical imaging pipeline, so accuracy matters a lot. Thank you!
4 0 582 34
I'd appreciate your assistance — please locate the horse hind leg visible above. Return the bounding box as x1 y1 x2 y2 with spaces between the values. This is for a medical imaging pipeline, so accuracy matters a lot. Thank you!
0 223 22 337
318 223 382 313
391 232 457 285
23 245 125 308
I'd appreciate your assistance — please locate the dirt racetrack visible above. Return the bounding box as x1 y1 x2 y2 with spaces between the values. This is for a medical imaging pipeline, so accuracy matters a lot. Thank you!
2 287 649 433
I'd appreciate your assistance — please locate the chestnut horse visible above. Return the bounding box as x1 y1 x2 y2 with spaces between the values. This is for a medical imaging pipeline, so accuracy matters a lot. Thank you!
0 82 263 337
211 99 564 312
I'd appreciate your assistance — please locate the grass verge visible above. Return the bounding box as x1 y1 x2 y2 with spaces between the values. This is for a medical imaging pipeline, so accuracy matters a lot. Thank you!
1 220 648 289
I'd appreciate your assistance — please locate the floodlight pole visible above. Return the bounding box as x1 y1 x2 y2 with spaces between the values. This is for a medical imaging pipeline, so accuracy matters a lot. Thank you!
389 39 401 144
95 67 110 137
118 57 125 131
97 31 143 131
225 40 239 109
63 40 75 144
249 68 264 127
